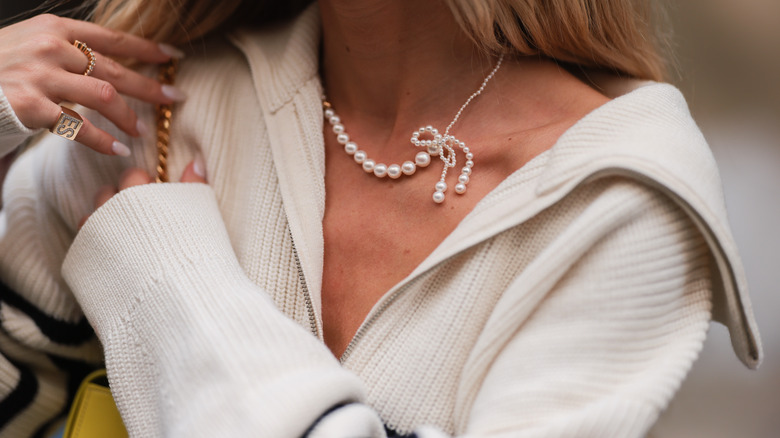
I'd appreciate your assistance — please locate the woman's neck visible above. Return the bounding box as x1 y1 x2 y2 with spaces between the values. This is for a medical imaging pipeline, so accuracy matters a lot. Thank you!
318 0 497 147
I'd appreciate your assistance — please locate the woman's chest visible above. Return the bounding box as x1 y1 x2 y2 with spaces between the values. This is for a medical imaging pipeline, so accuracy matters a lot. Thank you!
319 148 514 356
320 191 461 357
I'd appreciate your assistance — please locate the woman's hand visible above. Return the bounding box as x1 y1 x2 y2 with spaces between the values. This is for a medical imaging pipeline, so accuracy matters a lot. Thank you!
79 156 207 228
0 14 186 156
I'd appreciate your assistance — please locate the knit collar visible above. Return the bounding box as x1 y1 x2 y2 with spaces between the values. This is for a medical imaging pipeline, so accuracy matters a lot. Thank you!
469 81 760 369
229 4 321 113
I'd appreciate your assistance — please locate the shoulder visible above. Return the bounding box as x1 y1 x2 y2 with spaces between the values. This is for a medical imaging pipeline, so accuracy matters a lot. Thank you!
532 80 762 369
535 81 723 226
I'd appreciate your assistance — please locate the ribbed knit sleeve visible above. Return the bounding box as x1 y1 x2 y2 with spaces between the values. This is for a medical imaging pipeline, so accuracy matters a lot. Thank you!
62 183 369 437
0 85 39 157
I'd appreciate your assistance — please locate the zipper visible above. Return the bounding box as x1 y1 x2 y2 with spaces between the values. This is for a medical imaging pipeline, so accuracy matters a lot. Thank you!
288 224 414 361
288 225 411 358
289 229 320 339
287 217 486 362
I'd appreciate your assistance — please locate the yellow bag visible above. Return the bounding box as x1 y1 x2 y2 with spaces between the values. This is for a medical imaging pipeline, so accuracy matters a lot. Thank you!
63 369 128 438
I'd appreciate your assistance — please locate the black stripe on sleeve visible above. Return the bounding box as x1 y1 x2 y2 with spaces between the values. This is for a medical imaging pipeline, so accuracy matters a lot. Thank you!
303 403 419 438
303 403 348 436
385 425 419 438
0 359 38 430
0 281 94 346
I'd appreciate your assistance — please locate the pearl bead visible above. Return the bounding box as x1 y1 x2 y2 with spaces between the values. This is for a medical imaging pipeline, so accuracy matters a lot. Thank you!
455 183 467 194
435 181 447 192
458 174 469 184
354 150 367 163
434 134 442 142
344 142 358 155
466 152 473 160
431 128 439 135
465 160 474 168
412 131 420 138
418 127 425 134
463 147 470 153
462 167 471 175
329 116 341 125
459 141 466 148
324 108 335 119
425 125 433 132
411 138 419 145
336 133 349 145
427 143 439 156
362 159 375 172
332 124 344 134
402 161 416 175
373 163 388 177
415 151 431 167
387 164 402 179
432 191 445 203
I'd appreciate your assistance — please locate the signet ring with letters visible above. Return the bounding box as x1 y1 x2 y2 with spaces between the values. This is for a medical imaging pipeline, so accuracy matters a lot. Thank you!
50 106 84 140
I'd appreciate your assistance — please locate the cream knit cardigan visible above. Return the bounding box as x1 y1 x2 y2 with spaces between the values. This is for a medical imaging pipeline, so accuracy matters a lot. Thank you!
0 7 762 438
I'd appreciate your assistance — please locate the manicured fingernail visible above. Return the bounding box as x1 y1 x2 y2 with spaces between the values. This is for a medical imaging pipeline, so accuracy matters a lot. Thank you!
158 43 185 59
136 119 151 138
112 141 131 157
193 153 206 178
162 84 187 101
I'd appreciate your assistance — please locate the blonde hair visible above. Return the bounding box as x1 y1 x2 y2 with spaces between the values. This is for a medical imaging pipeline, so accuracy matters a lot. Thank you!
89 0 311 46
447 0 668 81
88 0 667 81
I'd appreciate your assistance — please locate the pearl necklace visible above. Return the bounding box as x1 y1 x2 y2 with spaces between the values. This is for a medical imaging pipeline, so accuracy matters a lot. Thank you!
323 53 504 204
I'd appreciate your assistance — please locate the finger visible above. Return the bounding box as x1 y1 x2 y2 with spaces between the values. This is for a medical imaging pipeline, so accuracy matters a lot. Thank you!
50 74 141 136
90 52 182 105
71 113 133 156
94 185 118 210
56 17 177 64
180 155 208 183
21 34 92 76
119 168 153 191
18 31 181 106
45 102 131 156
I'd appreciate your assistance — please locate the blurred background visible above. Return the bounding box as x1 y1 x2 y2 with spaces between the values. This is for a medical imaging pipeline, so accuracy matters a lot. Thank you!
1 0 779 436
649 1 780 437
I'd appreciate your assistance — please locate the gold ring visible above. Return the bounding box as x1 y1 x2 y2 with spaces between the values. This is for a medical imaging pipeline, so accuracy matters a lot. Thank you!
73 40 96 76
50 106 84 140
